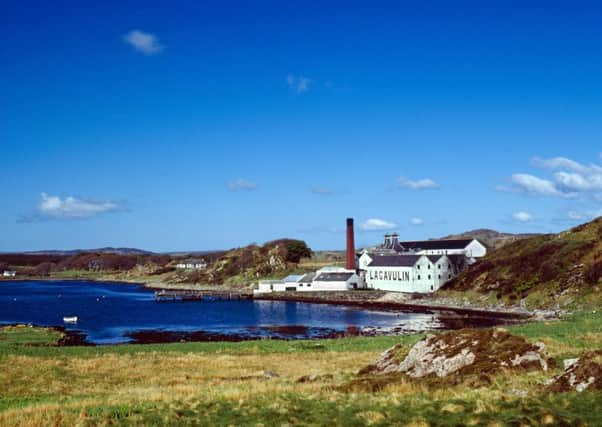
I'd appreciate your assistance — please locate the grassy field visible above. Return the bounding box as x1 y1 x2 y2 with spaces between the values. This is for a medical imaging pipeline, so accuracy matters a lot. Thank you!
1 311 602 426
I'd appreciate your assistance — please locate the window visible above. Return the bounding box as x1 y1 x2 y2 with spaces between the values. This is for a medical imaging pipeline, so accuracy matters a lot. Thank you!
430 285 434 291
307 284 311 287
448 264 451 269
428 264 431 269
438 275 441 279
428 275 431 280
417 265 421 269
438 264 441 269
448 274 451 279
417 275 421 280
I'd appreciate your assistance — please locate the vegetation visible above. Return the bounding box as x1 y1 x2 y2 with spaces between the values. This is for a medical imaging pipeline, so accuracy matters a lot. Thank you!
2 310 602 426
0 238 314 288
444 217 602 309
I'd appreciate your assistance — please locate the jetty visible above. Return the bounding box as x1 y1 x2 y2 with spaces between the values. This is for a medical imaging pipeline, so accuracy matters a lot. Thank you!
154 290 253 302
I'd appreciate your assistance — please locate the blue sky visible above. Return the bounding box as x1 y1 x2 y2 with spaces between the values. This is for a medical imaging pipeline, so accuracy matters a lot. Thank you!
2 1 602 252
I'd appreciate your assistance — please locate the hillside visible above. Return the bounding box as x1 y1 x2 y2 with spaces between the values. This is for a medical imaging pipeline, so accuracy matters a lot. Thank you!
0 239 312 288
173 239 312 286
439 229 540 250
443 217 602 308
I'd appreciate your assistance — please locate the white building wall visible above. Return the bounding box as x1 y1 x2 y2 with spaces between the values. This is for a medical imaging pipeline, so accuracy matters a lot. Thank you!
298 280 349 291
431 255 453 290
365 255 455 293
358 253 373 270
464 239 487 258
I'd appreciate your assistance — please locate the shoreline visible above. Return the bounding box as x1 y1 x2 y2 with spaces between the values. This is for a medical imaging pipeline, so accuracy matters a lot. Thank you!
254 291 540 321
1 277 552 320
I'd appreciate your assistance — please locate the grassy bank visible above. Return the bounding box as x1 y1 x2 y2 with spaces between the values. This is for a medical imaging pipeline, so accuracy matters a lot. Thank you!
1 311 601 426
0 312 602 426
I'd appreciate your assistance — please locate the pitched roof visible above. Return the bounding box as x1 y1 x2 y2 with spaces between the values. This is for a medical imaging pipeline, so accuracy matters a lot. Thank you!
314 272 355 282
427 255 443 264
399 239 474 251
368 255 422 267
299 272 317 283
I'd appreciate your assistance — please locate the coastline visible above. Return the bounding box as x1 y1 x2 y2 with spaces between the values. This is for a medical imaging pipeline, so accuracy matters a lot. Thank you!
254 291 543 321
1 277 555 320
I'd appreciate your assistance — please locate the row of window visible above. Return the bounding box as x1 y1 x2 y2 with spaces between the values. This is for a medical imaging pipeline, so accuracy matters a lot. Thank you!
416 264 452 270
416 274 453 280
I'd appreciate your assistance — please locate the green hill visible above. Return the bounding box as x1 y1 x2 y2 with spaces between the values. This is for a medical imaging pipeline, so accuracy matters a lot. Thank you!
443 217 602 309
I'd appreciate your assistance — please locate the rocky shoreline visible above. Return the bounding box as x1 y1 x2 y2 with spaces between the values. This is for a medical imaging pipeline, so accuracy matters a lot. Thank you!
254 291 557 321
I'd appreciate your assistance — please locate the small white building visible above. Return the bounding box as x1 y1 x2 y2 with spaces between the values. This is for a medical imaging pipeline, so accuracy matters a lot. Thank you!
2 270 16 277
253 267 361 294
176 259 207 270
304 271 361 291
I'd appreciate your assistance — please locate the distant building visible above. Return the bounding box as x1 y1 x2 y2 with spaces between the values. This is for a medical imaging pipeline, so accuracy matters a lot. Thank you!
362 233 486 258
2 270 16 277
176 259 207 270
254 267 361 294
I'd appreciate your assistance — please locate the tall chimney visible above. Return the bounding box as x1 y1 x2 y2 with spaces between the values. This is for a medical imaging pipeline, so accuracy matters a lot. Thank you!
346 217 356 270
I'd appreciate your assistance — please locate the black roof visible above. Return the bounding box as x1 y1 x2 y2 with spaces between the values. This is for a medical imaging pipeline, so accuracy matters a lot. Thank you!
299 272 317 282
368 255 422 267
314 272 355 282
427 255 443 264
399 239 474 251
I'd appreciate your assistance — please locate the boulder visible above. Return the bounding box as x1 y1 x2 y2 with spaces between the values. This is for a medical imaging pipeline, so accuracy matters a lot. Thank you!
361 328 550 383
548 350 602 393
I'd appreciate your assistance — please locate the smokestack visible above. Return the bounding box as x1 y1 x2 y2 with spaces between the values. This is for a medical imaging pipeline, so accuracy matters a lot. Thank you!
346 217 356 270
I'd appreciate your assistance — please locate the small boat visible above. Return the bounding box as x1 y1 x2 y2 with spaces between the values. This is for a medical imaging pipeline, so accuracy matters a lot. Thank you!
63 316 78 324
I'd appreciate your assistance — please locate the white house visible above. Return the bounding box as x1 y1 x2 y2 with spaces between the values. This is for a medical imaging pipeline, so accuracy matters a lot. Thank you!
303 271 361 291
176 259 207 270
253 267 361 294
2 270 16 277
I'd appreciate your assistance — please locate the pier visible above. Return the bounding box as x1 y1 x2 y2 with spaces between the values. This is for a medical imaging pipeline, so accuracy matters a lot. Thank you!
154 289 253 302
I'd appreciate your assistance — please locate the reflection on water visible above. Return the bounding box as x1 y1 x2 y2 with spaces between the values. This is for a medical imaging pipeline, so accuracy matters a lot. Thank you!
1 280 457 344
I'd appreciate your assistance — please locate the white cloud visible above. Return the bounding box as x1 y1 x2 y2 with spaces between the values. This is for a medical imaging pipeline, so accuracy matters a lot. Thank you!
34 193 120 220
397 176 439 190
508 174 571 198
410 217 424 226
123 30 164 55
226 178 256 192
504 156 602 200
310 186 333 195
554 171 602 192
512 211 533 222
531 156 589 173
286 74 311 94
360 218 397 231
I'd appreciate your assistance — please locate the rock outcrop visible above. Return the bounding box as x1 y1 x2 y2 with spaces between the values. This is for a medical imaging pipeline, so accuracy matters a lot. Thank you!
360 328 550 384
548 350 602 393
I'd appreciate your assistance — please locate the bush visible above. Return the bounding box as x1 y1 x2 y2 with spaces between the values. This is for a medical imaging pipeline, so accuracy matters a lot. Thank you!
283 240 312 263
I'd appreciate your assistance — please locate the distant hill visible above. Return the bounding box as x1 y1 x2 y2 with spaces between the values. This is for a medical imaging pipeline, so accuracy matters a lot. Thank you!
439 229 541 251
23 247 155 256
443 218 602 308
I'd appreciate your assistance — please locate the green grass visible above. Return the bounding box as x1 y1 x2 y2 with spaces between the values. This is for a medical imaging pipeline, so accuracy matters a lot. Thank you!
2 311 602 426
0 325 417 359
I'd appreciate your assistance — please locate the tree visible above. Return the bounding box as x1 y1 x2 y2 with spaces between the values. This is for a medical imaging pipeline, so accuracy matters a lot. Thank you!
283 240 312 263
